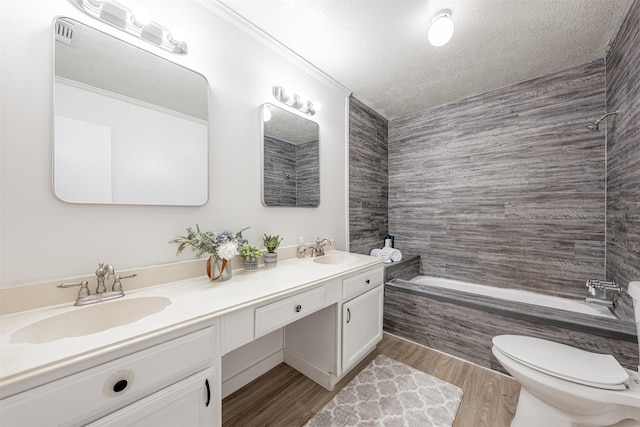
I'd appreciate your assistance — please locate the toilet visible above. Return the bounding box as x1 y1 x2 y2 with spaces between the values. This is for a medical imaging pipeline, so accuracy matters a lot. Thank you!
492 281 640 427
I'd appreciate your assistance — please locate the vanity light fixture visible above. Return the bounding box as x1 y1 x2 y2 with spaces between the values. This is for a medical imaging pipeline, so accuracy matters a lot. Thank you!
272 86 316 116
68 0 188 54
428 9 454 47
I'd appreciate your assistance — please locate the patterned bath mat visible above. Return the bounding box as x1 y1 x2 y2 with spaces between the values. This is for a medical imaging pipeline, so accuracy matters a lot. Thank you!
305 355 463 427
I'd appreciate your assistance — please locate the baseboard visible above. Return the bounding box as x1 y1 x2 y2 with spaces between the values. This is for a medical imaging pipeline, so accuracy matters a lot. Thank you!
283 348 337 390
221 349 283 398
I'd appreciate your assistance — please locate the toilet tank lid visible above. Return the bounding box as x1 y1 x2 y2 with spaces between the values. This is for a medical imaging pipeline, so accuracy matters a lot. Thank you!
493 335 629 389
628 281 640 301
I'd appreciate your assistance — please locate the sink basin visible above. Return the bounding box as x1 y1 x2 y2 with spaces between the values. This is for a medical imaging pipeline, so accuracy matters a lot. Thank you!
313 254 358 265
10 296 172 344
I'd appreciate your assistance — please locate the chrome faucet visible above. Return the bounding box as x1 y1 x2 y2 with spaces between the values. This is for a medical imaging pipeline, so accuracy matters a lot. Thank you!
95 262 115 294
310 237 331 257
58 263 136 306
585 279 621 309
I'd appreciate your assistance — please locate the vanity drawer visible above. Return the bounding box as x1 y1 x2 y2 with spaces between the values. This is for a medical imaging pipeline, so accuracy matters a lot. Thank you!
0 326 215 426
342 268 384 301
255 287 325 337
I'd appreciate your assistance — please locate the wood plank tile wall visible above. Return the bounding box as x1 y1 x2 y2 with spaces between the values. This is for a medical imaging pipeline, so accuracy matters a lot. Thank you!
349 97 389 255
264 136 297 206
387 60 608 303
349 3 638 322
606 0 640 321
263 137 319 207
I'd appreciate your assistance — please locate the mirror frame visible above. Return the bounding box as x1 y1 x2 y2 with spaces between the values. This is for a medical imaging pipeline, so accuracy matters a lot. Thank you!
52 16 210 206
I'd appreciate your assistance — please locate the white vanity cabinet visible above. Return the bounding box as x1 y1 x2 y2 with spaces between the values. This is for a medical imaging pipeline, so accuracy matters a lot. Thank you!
0 326 218 427
223 265 384 393
341 267 384 374
87 368 215 426
342 285 384 373
0 251 384 427
282 266 384 388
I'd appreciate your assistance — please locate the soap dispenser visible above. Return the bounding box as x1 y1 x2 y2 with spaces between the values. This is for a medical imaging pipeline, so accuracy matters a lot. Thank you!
296 237 306 258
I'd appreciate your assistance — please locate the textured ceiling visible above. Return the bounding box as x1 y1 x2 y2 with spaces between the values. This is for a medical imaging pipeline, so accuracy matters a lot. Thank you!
219 0 634 119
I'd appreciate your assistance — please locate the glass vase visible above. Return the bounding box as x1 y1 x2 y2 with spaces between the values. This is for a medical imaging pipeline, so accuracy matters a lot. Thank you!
206 255 232 282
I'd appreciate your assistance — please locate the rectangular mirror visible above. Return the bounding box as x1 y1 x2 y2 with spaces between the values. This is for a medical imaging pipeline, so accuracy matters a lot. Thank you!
261 103 319 207
53 17 209 206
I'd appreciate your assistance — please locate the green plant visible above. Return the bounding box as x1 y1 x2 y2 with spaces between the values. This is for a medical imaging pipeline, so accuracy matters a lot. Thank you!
169 225 249 260
263 234 284 253
239 244 262 260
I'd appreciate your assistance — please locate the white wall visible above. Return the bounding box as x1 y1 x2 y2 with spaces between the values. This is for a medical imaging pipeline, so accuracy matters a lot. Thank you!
0 0 350 286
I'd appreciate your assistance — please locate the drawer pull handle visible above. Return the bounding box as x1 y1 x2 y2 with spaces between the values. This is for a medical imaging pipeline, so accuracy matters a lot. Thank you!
346 308 351 324
295 304 302 313
365 279 370 284
205 379 211 407
113 379 128 393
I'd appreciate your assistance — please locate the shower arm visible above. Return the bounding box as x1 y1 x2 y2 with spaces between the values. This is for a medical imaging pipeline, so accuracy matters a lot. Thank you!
594 110 619 125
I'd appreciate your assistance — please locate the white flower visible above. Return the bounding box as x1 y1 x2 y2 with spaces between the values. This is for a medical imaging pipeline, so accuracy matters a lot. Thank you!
217 240 239 260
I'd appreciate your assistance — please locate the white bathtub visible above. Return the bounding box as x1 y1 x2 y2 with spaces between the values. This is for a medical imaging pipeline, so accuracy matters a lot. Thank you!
409 275 616 319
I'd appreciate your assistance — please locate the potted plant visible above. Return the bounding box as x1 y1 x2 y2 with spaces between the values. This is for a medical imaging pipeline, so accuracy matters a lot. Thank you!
239 244 262 271
170 225 249 281
263 234 283 267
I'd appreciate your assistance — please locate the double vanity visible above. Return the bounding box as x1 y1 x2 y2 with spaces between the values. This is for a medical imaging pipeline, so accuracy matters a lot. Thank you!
0 251 384 426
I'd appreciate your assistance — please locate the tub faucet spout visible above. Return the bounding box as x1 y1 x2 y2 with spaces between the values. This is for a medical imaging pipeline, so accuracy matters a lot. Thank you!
585 297 616 309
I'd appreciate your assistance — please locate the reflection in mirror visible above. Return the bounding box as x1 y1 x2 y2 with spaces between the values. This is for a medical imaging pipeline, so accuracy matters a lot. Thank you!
53 17 209 206
261 103 320 207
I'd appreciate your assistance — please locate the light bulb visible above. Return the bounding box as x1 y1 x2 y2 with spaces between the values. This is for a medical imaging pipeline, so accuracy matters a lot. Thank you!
131 7 151 28
263 107 272 122
169 26 186 43
428 10 454 47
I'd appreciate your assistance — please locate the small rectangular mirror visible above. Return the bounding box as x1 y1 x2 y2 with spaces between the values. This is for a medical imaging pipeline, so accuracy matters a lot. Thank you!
261 103 320 207
53 17 209 206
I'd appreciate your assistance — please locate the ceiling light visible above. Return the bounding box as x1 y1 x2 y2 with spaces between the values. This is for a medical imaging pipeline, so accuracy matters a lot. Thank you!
428 10 454 47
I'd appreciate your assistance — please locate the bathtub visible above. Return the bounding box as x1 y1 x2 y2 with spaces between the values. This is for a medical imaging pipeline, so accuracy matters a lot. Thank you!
408 275 616 319
383 275 638 372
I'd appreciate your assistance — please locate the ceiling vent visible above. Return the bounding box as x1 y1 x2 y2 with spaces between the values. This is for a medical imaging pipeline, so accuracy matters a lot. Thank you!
55 19 74 45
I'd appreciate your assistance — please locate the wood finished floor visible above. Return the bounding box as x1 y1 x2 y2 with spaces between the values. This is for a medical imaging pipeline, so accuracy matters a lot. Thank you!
222 333 520 427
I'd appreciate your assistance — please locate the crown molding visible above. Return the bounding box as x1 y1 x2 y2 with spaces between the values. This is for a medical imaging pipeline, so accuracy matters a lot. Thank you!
197 0 352 97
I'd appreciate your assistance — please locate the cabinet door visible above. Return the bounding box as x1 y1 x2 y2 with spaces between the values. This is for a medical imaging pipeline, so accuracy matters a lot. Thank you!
88 368 215 427
342 285 384 374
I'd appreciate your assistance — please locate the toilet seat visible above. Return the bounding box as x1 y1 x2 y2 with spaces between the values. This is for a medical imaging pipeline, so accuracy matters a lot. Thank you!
493 335 629 390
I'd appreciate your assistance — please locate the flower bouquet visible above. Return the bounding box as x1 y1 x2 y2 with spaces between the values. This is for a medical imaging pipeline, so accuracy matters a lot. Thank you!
170 225 249 281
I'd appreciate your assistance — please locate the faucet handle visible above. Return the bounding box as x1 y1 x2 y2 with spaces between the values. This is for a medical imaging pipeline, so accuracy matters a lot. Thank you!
112 273 136 292
58 280 90 298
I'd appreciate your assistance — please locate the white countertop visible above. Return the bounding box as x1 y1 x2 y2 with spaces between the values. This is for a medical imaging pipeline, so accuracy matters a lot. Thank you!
0 251 382 397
